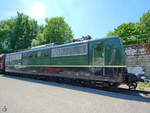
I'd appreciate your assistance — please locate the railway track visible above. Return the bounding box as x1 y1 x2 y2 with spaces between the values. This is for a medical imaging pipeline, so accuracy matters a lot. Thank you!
100 87 150 97
3 73 150 99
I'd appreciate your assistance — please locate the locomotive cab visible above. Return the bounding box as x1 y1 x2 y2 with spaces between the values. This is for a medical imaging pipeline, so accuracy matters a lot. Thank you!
89 37 126 83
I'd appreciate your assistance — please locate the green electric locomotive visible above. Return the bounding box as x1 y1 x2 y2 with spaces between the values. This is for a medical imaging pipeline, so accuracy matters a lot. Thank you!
5 36 139 89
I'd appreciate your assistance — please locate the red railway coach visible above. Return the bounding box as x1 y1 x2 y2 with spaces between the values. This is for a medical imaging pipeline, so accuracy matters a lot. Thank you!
0 54 6 73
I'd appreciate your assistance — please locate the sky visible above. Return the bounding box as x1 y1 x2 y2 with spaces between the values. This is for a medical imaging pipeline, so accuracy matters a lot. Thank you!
0 0 150 39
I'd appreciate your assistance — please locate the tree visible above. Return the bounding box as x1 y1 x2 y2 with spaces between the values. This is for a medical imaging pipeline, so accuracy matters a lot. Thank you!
137 10 150 34
31 33 45 47
0 19 15 53
0 12 39 52
135 10 150 43
107 10 150 45
9 12 39 50
107 22 137 45
44 17 73 44
107 31 116 37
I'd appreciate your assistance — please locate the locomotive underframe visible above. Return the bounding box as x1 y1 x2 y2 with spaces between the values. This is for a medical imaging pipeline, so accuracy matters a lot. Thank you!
5 65 126 85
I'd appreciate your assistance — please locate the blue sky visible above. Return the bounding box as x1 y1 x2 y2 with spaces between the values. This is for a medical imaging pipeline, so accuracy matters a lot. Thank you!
0 0 150 39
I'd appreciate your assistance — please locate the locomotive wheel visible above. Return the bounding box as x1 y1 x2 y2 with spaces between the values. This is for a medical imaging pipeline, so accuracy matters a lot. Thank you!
75 79 82 86
83 80 90 87
90 81 96 88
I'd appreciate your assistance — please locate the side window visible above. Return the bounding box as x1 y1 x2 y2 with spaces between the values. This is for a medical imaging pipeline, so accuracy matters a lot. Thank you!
44 50 49 57
37 51 41 57
34 52 37 58
92 41 104 66
51 44 88 57
29 53 33 58
5 55 10 65
96 42 102 51
37 50 48 58
94 42 104 58
40 50 49 57
8 53 22 65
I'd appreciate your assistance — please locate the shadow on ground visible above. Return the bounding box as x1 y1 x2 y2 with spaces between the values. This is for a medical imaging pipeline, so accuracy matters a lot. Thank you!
2 74 150 103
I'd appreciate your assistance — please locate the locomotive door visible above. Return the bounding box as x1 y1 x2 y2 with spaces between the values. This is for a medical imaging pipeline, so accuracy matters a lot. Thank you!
91 41 105 66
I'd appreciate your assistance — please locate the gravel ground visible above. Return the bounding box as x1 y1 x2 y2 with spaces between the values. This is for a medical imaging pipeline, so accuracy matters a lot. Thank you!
0 74 150 113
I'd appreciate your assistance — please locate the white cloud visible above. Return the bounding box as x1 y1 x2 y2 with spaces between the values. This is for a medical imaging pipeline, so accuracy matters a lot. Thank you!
27 1 45 19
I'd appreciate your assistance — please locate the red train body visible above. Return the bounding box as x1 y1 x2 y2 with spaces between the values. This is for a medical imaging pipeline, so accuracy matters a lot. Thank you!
0 54 5 72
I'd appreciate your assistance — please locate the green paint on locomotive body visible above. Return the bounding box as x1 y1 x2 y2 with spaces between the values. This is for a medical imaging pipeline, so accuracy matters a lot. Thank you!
50 41 88 65
88 37 125 66
104 37 125 66
6 36 125 67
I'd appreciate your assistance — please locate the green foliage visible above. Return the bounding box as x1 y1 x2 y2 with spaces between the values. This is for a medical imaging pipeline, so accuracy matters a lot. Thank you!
107 10 150 45
44 17 73 44
0 19 15 53
31 33 45 47
107 31 116 37
135 10 150 43
0 12 39 52
138 82 150 90
0 14 74 53
10 12 39 50
138 10 150 34
107 22 137 45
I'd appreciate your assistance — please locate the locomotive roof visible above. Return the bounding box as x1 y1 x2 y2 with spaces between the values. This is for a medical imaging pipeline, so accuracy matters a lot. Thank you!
7 36 119 55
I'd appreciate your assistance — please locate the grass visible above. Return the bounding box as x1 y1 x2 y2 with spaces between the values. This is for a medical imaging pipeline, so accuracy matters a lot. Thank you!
137 82 150 90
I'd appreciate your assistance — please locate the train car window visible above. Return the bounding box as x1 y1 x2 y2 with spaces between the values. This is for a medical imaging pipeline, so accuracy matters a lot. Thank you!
96 43 102 51
25 52 29 58
33 52 37 58
5 55 10 65
9 53 22 61
23 53 26 58
51 43 88 57
41 51 44 57
44 51 49 57
40 50 48 57
37 51 41 57
29 53 33 58
42 51 45 57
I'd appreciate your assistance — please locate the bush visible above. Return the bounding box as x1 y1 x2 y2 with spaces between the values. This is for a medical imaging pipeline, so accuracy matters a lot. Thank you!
137 82 150 90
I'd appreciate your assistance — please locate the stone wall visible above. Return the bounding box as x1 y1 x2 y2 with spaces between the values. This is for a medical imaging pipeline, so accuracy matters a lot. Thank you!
124 43 150 77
